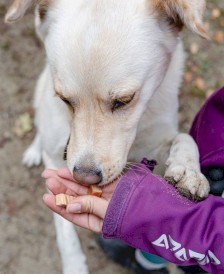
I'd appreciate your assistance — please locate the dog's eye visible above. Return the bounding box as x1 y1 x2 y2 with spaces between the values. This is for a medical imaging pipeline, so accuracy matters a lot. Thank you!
60 97 74 112
112 94 134 112
61 98 71 106
55 90 73 108
60 96 71 106
112 99 127 110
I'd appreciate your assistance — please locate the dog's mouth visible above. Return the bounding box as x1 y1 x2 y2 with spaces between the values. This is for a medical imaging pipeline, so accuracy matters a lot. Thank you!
99 163 130 186
63 138 129 186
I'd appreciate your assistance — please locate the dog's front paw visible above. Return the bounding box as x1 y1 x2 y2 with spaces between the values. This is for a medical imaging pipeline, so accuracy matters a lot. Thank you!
22 144 42 167
164 163 210 201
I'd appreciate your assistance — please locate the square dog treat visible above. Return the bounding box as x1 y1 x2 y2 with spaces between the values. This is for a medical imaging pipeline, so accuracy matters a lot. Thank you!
88 185 102 197
55 194 75 207
55 186 102 207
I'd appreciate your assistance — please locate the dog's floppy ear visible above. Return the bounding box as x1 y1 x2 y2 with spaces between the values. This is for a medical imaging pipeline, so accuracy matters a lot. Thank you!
152 0 209 39
4 0 35 23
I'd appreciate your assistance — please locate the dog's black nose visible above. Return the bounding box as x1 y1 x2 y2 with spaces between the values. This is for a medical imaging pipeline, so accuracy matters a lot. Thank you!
73 166 102 185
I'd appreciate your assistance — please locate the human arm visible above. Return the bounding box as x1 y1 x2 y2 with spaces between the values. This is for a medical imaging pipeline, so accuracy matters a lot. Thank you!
101 161 224 273
43 160 224 273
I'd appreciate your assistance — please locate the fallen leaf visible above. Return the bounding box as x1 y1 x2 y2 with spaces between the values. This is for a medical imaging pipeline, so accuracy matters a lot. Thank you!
189 87 206 98
190 43 199 55
212 8 221 19
13 112 33 138
194 78 206 90
213 31 224 44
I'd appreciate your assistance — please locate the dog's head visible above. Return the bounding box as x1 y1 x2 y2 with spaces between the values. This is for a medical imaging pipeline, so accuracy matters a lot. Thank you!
6 0 208 185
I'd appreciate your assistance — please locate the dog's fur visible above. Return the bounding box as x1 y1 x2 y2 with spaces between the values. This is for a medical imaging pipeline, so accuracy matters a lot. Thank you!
5 0 210 273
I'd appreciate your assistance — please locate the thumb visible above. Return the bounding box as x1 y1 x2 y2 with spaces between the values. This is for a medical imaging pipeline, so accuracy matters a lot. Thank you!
67 195 108 219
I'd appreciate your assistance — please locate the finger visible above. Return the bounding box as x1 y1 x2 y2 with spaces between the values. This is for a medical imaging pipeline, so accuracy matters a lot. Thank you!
67 195 108 219
43 194 103 233
57 167 74 181
44 174 88 196
42 168 75 183
46 178 75 196
57 177 89 196
42 168 89 195
42 169 58 179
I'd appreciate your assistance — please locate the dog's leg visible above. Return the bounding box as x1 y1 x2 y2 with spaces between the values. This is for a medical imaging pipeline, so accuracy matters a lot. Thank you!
43 152 89 274
131 122 210 200
130 41 209 200
23 133 42 167
24 137 88 273
131 107 210 200
164 133 210 200
54 214 89 274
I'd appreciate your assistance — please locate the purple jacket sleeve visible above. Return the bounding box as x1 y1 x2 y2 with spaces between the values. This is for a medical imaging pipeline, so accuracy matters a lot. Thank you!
102 160 224 274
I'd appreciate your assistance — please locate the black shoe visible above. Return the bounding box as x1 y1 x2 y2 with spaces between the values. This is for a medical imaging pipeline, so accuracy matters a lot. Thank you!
95 236 169 274
205 167 224 196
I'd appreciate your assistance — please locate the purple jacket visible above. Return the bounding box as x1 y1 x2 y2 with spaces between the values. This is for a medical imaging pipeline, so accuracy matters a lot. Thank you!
190 86 224 174
102 87 224 274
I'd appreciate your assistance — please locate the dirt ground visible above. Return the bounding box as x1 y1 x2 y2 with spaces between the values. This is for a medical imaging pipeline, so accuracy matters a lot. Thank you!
0 1 223 274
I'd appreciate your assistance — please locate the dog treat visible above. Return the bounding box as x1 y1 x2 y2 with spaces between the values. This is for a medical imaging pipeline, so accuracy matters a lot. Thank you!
88 185 102 197
55 186 102 207
55 194 75 207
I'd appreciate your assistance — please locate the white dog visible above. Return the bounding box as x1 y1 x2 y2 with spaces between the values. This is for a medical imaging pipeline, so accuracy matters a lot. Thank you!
5 0 210 273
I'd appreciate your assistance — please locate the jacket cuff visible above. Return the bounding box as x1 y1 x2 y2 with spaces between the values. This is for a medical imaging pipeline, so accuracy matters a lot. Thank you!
102 159 155 238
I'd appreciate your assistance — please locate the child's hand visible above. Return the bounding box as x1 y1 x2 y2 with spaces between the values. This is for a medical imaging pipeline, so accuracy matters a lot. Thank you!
42 168 119 233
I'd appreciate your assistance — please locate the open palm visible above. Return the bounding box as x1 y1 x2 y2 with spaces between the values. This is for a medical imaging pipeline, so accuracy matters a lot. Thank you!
42 167 119 233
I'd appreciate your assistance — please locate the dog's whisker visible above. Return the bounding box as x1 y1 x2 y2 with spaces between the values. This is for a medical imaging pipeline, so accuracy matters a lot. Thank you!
125 163 150 173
